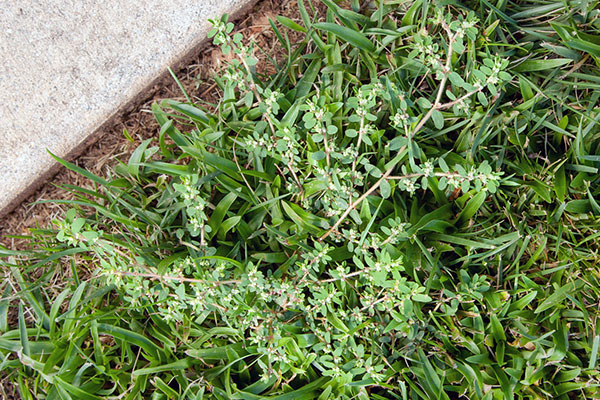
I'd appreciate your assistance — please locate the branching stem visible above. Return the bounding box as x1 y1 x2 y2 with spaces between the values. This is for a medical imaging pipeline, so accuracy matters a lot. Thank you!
235 43 303 195
319 33 458 241
112 270 240 286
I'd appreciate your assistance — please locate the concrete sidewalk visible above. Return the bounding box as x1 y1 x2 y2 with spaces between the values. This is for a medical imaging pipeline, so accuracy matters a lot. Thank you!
0 0 252 217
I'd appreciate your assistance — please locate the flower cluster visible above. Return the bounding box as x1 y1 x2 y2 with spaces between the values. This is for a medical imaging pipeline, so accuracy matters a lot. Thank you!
221 63 251 94
438 159 501 193
173 175 210 237
259 88 283 115
411 29 444 71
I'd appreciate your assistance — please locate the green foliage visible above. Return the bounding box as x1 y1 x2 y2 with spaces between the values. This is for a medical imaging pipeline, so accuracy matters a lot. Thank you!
2 0 600 398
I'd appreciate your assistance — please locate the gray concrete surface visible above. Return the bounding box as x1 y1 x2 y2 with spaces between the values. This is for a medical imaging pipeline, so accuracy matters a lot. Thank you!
0 0 252 217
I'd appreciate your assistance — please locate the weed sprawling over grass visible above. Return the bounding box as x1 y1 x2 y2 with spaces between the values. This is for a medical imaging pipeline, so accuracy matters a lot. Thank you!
2 0 600 398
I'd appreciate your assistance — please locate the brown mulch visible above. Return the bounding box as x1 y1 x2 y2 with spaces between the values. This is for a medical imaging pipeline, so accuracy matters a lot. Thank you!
0 379 17 400
0 0 323 398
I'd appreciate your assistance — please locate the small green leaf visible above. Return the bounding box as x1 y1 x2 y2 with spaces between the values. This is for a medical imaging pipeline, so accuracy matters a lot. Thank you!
311 151 326 161
477 91 488 106
380 179 391 199
448 72 465 87
452 40 465 54
438 158 449 173
413 294 432 302
416 97 432 109
431 110 444 129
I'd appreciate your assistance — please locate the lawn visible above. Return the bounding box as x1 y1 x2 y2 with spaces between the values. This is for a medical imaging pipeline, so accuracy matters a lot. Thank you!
1 0 600 398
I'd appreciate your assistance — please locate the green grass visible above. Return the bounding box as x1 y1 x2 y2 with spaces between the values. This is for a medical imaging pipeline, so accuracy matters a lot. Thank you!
2 0 600 398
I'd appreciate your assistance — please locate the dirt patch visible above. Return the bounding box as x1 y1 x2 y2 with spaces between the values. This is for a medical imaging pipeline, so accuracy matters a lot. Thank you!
0 377 18 400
